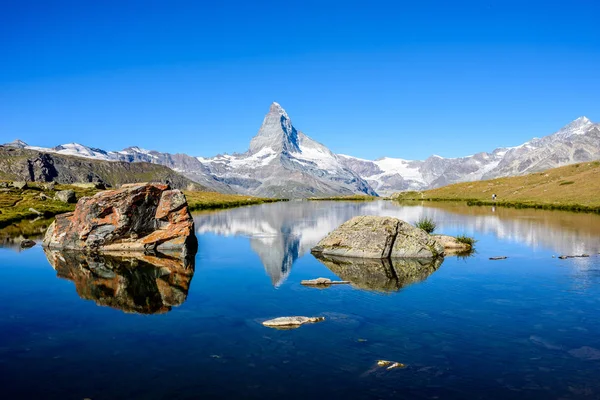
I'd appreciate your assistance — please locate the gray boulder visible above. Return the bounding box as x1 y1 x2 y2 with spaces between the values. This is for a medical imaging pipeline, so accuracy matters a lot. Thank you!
311 216 399 258
11 181 27 190
392 220 444 258
311 216 444 259
54 190 76 203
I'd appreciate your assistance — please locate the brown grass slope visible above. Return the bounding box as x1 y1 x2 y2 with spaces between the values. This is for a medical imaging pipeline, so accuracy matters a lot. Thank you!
394 161 600 211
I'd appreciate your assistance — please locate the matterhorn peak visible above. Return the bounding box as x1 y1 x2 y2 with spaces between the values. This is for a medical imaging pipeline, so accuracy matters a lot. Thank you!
249 102 300 154
269 102 289 118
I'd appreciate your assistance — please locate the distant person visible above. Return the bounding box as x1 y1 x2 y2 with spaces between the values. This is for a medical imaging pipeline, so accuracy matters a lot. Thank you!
492 193 497 202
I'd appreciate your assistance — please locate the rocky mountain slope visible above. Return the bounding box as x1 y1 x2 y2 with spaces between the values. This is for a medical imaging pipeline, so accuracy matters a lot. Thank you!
0 146 202 190
340 117 600 195
5 104 599 197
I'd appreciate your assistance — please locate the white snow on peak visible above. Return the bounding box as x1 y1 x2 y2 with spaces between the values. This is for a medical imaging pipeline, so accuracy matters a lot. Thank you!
292 134 341 174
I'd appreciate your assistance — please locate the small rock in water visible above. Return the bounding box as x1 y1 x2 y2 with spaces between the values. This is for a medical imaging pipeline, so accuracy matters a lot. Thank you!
262 316 325 329
20 239 36 249
376 360 405 369
558 254 590 260
387 362 406 370
489 256 508 260
301 277 350 286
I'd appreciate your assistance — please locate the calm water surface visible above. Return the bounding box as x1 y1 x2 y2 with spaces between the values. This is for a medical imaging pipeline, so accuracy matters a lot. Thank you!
2 201 600 399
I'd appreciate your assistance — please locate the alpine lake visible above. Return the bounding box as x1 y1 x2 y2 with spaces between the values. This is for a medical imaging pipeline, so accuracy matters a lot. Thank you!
2 200 600 400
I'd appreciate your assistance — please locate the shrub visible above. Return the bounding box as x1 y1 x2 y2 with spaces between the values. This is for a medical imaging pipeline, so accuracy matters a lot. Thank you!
455 234 477 246
415 217 436 234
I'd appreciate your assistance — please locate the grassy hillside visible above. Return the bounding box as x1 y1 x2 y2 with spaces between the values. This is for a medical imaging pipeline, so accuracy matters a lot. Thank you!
393 161 600 212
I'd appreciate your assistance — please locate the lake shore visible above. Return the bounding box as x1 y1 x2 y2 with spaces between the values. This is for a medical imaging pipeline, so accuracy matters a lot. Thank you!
0 182 286 228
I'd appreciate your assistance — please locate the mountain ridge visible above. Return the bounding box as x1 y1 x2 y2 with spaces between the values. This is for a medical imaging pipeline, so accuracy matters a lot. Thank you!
4 104 599 197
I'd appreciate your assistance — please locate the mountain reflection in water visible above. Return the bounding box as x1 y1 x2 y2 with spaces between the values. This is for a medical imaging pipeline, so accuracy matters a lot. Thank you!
44 249 195 314
313 254 443 292
193 200 600 287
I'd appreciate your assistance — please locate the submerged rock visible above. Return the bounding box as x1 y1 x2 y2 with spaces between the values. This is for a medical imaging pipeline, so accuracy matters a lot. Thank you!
311 216 443 259
44 249 195 314
313 253 443 292
43 183 197 255
300 277 350 286
262 316 325 329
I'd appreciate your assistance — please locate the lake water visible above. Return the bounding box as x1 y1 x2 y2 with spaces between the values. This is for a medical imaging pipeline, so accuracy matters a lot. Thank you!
2 201 600 399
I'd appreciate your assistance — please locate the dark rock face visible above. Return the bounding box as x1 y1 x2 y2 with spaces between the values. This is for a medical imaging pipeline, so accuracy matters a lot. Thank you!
313 253 443 292
43 183 197 254
44 249 195 314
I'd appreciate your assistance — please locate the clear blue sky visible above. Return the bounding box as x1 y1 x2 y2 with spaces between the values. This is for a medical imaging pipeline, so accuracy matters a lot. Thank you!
1 0 599 160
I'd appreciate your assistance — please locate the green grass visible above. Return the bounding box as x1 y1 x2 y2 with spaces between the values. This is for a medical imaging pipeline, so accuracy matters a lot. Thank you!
0 182 99 228
455 234 477 246
182 191 285 211
415 217 437 233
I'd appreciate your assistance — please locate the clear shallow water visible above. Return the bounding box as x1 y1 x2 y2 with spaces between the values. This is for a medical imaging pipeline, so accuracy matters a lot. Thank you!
2 201 600 399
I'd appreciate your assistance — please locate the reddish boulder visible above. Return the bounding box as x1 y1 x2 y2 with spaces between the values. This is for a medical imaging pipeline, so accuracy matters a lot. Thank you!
43 183 197 254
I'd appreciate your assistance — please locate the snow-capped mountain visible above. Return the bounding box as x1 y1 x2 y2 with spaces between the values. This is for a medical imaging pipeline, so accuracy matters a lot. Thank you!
4 104 599 197
339 116 600 195
197 102 376 197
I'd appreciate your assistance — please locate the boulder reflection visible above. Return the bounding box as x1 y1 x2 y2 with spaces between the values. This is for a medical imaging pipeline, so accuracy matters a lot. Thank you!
313 254 443 292
44 250 195 314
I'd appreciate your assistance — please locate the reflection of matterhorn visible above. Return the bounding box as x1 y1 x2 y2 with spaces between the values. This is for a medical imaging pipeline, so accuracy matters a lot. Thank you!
193 201 424 286
193 201 600 286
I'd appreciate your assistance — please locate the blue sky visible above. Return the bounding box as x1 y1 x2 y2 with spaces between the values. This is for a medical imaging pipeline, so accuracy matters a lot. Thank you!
1 0 599 160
